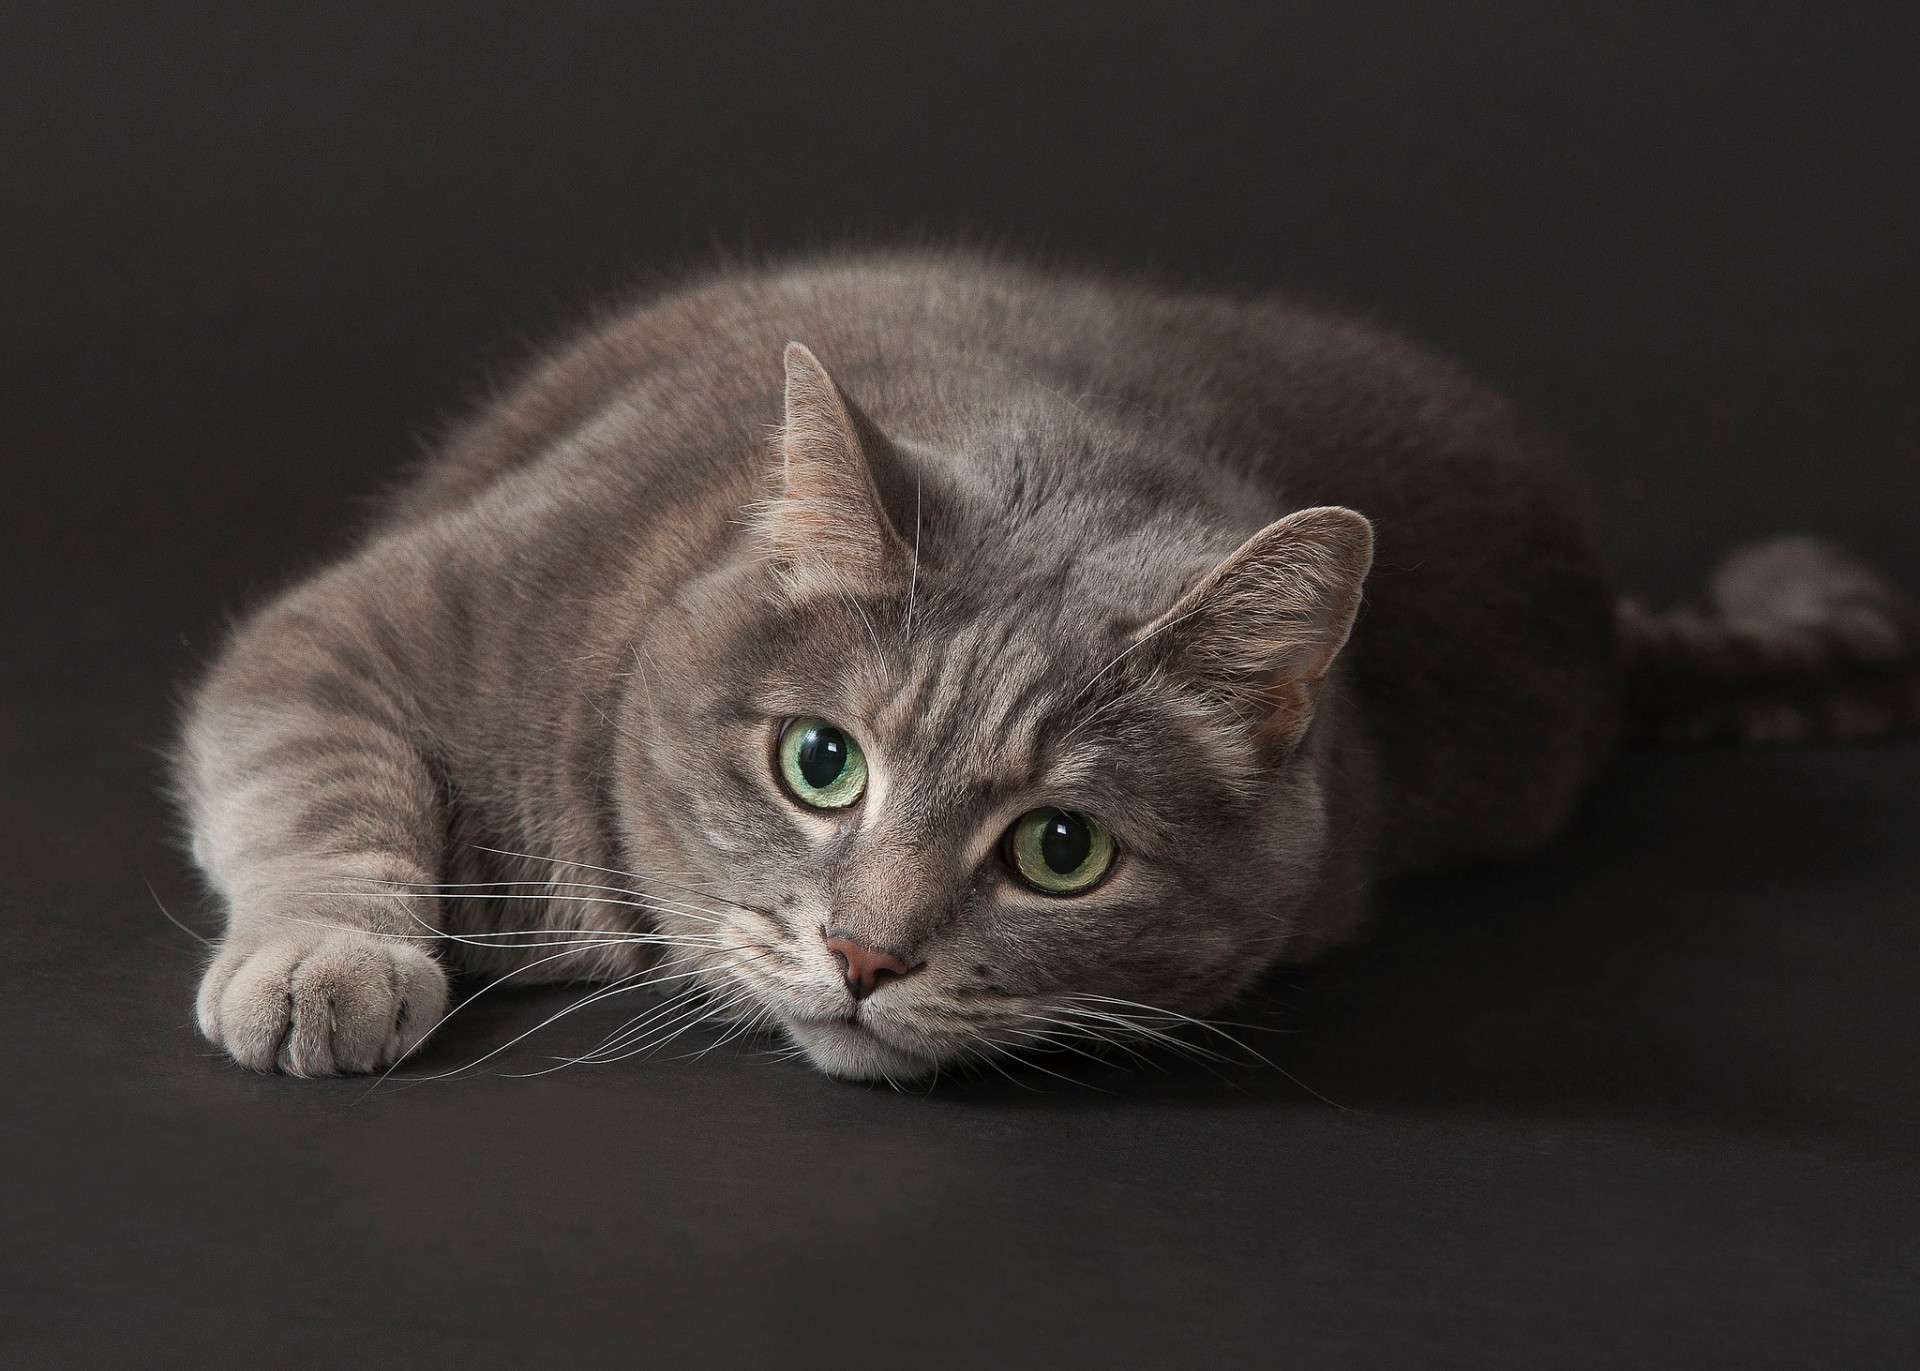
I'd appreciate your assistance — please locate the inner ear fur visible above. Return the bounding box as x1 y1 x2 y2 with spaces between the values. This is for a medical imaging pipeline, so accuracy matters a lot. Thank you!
761 342 909 590
1142 505 1375 744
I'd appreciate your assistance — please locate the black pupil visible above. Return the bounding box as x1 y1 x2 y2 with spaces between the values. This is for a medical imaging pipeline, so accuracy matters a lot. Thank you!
796 726 848 788
1039 811 1092 874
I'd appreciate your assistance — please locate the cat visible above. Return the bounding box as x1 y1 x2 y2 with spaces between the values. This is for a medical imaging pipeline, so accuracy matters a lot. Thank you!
178 250 1920 1083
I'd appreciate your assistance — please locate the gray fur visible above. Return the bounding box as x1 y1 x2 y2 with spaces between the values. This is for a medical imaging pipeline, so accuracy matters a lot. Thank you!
178 250 1920 1081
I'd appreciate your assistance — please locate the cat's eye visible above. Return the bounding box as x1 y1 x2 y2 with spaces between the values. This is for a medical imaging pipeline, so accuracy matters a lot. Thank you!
775 717 868 809
1005 807 1116 895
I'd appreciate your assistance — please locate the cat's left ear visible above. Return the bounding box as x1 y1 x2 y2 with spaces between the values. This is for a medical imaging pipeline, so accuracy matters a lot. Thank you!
760 342 910 592
1142 506 1374 747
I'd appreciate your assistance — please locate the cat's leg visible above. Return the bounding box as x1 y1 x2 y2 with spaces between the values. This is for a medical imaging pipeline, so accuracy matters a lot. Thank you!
182 580 454 1075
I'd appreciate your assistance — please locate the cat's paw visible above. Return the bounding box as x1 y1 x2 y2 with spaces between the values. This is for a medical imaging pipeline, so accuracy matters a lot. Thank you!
196 927 450 1075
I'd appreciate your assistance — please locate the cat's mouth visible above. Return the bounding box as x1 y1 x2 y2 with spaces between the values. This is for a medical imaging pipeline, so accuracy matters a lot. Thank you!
780 1012 938 1084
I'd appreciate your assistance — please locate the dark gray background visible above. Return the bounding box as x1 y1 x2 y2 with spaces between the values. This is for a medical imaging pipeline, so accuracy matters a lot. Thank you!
4 4 1918 1367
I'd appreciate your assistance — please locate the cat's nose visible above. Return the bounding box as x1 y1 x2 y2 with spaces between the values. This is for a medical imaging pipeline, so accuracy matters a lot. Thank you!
822 933 918 1001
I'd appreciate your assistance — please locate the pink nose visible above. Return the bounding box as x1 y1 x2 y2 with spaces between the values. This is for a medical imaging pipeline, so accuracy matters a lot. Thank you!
822 934 917 1001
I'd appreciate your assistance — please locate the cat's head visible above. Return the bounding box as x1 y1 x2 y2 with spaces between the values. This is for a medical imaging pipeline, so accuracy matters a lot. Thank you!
615 344 1372 1081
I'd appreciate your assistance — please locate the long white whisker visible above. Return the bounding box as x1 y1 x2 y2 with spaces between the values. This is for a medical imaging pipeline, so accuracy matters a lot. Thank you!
462 843 767 920
1060 995 1348 1108
824 562 890 684
265 904 721 951
705 1010 770 1058
1003 1045 1112 1093
294 885 733 929
579 951 782 1061
1064 995 1271 1061
577 988 751 1068
511 986 723 1075
406 966 692 1085
967 1043 1042 1092
1068 603 1209 706
577 983 716 1062
295 888 646 913
584 949 785 1063
385 871 752 925
144 875 212 947
350 873 730 917
1045 1004 1234 1065
1053 1004 1228 1054
664 994 772 1063
902 472 922 645
1008 1011 1157 1069
355 941 640 1101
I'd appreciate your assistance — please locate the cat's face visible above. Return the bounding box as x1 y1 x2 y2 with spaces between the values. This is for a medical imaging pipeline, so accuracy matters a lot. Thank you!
612 346 1371 1081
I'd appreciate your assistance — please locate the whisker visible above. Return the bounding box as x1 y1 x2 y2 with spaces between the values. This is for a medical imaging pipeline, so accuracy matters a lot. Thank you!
1067 602 1209 707
576 986 758 1068
583 944 794 1059
1047 1004 1234 1064
402 964 699 1085
1003 1046 1112 1093
1006 1010 1159 1070
574 951 786 1062
902 472 922 645
1059 994 1349 1108
445 837 775 925
508 991 711 1076
264 904 720 953
966 1043 1042 1092
354 941 643 1101
574 984 716 1063
292 884 734 931
350 872 724 914
665 996 775 1064
143 875 212 948
460 843 771 921
1062 995 1271 1062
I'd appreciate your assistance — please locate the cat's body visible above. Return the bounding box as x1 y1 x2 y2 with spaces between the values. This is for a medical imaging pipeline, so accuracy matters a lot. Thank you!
181 252 1919 1081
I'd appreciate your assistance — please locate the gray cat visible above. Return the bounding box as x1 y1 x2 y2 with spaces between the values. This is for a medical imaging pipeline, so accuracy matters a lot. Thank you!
179 251 1920 1083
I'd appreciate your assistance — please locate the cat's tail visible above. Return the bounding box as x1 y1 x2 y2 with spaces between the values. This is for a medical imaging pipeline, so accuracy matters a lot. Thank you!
1617 535 1920 744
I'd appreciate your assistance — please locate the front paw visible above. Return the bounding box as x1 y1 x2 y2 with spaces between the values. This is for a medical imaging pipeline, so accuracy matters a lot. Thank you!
195 927 450 1075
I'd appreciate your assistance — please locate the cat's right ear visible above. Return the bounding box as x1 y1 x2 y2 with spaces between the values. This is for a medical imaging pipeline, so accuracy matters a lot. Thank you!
758 343 909 592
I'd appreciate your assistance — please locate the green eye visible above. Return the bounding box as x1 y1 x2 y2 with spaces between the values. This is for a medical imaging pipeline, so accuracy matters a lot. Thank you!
1006 807 1116 895
776 717 868 809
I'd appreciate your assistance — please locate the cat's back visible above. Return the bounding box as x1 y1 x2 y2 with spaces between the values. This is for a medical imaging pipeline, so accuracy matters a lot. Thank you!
383 252 1619 869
